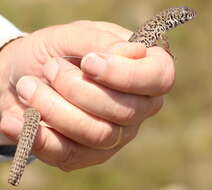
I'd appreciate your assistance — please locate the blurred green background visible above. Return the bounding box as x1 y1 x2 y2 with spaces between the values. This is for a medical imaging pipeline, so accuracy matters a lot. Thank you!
0 0 211 190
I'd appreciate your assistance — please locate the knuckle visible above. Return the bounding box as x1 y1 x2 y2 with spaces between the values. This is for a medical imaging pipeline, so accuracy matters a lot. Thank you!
115 97 149 126
100 94 143 126
57 143 78 172
106 98 137 125
91 124 114 148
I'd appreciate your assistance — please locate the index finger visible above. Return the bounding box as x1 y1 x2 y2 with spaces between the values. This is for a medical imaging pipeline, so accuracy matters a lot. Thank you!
81 47 175 96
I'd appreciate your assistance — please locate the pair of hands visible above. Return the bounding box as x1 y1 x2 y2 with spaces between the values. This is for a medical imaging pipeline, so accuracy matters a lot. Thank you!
0 21 175 171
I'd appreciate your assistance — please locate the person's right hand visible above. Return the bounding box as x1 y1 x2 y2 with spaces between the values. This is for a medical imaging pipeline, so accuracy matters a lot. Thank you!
0 21 175 171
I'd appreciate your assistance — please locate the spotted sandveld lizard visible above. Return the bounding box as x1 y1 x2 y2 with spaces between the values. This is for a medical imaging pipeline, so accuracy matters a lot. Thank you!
8 6 196 186
129 6 196 57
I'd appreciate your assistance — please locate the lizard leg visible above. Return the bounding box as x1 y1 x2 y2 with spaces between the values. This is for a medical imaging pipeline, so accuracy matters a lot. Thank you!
160 35 175 59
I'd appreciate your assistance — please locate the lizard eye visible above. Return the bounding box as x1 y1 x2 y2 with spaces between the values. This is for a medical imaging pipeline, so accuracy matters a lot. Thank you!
186 13 194 20
188 15 192 19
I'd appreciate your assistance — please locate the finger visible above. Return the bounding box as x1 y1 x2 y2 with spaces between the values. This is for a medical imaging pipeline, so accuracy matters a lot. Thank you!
0 107 24 144
0 85 27 143
43 58 163 126
81 47 175 96
33 126 121 171
72 20 132 41
15 76 137 149
1 114 136 171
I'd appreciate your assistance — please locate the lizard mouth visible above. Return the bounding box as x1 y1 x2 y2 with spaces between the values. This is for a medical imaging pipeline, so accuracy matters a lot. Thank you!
183 6 197 19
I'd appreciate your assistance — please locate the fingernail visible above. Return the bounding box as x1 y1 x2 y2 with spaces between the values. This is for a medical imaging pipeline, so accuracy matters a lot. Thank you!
43 58 59 82
16 76 37 101
81 53 107 77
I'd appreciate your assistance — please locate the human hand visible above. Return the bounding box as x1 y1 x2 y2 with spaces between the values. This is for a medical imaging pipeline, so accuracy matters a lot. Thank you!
0 21 175 171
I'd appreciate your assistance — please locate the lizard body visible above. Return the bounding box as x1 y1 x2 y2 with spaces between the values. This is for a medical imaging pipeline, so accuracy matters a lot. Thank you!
129 7 196 56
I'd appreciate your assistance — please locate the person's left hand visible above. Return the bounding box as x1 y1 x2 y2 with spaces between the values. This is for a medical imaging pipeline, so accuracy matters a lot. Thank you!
0 21 175 171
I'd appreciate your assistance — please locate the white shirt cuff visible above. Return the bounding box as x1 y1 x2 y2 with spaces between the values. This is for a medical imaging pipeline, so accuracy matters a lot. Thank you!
0 15 25 48
0 15 24 145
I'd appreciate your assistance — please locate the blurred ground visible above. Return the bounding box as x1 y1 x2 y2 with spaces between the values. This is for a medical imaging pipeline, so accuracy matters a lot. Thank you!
0 0 212 189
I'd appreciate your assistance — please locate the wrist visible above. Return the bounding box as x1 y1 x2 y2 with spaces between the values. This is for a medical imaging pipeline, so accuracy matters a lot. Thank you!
0 15 26 90
0 37 25 93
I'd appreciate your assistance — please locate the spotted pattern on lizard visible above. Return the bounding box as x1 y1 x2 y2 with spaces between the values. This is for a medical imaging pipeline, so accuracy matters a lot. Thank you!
129 7 196 56
8 108 41 186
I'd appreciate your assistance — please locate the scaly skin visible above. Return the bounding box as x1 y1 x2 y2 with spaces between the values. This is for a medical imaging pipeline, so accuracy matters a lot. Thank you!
129 7 196 56
8 108 41 186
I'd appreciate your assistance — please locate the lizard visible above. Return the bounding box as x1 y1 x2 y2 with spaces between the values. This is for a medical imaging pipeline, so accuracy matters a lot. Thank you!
128 6 197 57
8 6 196 186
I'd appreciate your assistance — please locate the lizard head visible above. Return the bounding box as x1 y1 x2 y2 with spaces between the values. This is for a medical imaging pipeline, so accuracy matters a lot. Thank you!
177 7 197 23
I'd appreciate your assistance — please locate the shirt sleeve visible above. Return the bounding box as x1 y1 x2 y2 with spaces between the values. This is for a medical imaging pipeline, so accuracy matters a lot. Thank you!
0 16 27 162
0 15 25 48
0 15 24 146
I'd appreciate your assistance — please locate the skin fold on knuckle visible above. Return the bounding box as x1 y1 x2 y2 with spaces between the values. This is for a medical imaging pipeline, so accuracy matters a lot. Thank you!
70 116 115 149
110 97 140 126
57 141 78 172
78 112 133 148
110 94 156 126
90 122 115 148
